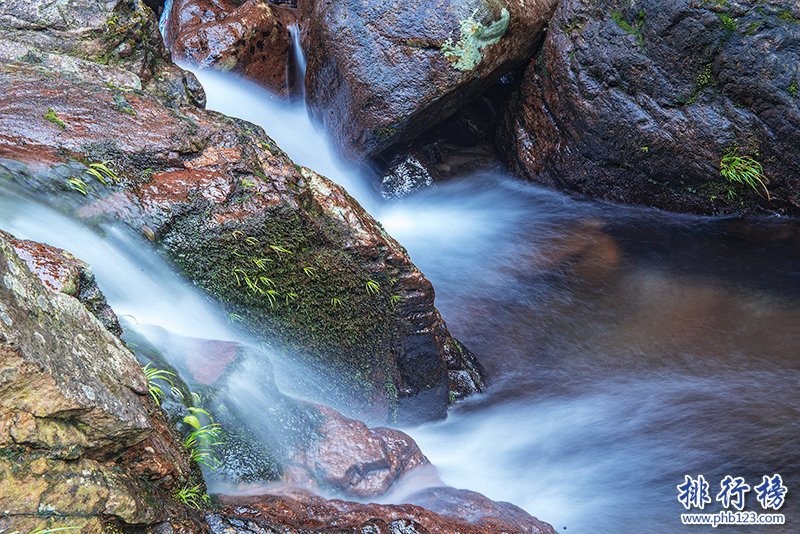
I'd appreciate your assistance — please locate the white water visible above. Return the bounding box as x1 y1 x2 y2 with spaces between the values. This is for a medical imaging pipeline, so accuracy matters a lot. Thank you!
0 189 233 342
287 24 306 101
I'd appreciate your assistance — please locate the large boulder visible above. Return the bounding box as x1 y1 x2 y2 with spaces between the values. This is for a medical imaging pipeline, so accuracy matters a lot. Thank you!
0 0 484 424
0 233 201 531
302 0 558 160
165 0 298 95
501 0 800 215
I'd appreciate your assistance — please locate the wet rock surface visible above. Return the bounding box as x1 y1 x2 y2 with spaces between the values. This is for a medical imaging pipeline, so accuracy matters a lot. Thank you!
0 0 484 424
286 404 429 497
501 0 800 215
208 487 557 533
5 232 122 335
302 0 557 160
165 0 298 95
0 233 199 531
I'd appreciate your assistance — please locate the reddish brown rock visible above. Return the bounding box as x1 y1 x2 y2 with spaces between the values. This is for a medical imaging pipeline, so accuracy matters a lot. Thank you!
0 233 202 531
286 405 429 497
209 487 556 533
0 58 484 424
165 0 297 95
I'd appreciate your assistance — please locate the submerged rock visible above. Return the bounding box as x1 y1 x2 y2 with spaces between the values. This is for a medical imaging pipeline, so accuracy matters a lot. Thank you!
302 0 557 160
0 0 484 424
165 0 298 95
501 0 800 215
0 233 199 531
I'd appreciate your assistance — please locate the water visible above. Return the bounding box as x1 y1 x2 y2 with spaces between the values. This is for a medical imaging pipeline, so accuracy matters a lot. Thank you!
287 24 306 101
389 178 800 532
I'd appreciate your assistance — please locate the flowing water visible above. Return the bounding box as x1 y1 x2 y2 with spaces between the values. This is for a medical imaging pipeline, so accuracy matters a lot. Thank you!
2 21 797 532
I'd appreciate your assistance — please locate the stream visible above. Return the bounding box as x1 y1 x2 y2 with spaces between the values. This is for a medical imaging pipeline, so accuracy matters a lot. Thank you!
1 38 797 534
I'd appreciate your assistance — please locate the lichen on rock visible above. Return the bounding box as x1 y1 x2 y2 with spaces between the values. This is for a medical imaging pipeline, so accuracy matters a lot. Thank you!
443 8 511 71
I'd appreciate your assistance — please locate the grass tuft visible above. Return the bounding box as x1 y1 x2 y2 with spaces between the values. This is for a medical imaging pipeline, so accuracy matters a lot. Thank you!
142 363 176 405
720 150 770 200
175 483 211 509
183 407 222 469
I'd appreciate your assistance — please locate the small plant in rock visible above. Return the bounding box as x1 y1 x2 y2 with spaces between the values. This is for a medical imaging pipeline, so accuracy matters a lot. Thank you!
43 107 66 129
720 150 770 200
365 279 381 296
183 407 222 469
718 13 737 32
330 296 342 307
175 483 211 509
85 161 120 185
442 8 510 71
269 244 292 255
66 177 89 195
789 79 798 97
142 363 176 405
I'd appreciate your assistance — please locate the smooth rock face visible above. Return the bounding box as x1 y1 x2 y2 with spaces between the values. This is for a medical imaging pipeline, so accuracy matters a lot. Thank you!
0 233 198 531
0 0 485 424
501 0 800 215
165 0 297 95
209 488 557 533
303 0 558 160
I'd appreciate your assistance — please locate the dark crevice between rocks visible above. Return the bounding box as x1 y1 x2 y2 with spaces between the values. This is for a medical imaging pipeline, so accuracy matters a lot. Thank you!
370 65 530 200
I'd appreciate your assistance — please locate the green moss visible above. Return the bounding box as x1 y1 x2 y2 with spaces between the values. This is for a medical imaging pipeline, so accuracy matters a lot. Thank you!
611 9 646 48
43 108 66 130
684 63 715 105
442 8 510 71
376 127 397 141
777 9 800 24
718 13 737 32
789 79 799 97
112 93 137 116
163 200 401 409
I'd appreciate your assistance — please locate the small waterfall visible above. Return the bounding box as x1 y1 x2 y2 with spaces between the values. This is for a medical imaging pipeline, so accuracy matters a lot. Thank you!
158 0 174 37
287 24 307 101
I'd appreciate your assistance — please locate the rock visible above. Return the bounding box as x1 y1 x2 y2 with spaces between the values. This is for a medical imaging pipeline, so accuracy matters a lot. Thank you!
4 232 122 336
0 0 204 107
501 0 800 215
0 0 485 424
407 486 555 533
0 233 201 531
286 405 429 497
302 0 558 160
165 0 298 95
209 487 557 533
181 346 431 498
